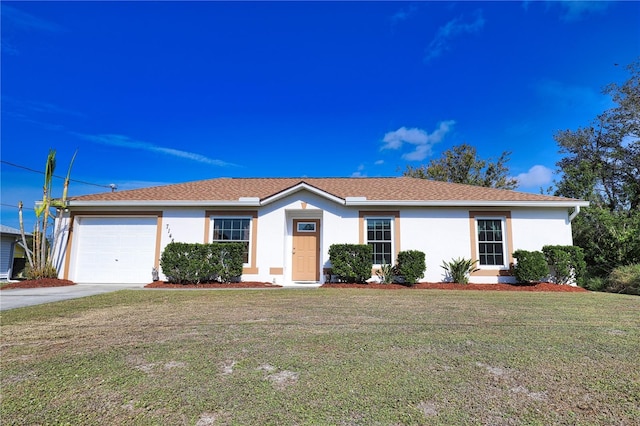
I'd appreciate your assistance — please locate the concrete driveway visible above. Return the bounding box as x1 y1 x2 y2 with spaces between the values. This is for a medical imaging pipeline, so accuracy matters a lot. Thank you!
0 284 143 311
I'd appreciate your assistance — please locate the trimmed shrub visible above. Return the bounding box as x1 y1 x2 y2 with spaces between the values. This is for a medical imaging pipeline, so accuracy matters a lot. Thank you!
328 244 373 283
542 245 586 286
160 242 244 284
605 264 640 295
441 257 479 284
211 243 245 283
512 250 549 283
395 250 426 284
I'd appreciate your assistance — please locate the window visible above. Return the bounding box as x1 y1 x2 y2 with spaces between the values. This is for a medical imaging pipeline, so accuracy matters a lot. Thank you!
367 218 392 265
296 222 316 232
477 219 506 266
212 218 251 263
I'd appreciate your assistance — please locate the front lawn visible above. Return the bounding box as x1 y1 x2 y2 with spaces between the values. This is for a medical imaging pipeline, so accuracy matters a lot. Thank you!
1 289 638 425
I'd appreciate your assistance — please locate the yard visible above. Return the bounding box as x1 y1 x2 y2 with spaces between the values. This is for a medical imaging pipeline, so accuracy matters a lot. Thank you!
1 289 638 425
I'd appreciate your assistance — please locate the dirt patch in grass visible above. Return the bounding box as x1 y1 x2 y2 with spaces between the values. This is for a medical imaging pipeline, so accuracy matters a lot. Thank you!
322 282 589 292
0 278 75 290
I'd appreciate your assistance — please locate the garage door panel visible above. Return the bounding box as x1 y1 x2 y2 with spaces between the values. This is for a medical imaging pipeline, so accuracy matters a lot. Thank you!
73 217 157 284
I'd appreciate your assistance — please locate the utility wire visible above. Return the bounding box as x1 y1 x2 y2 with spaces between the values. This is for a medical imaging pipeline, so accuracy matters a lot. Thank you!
1 160 112 189
1 203 35 210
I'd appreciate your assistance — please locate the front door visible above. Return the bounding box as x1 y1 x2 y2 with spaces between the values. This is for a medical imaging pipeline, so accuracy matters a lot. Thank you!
292 219 320 281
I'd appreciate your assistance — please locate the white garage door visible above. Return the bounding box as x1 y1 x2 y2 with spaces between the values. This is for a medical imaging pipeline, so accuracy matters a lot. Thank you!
72 216 157 284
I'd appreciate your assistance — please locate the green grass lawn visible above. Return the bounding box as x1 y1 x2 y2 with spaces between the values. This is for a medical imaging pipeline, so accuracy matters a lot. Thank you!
1 289 638 425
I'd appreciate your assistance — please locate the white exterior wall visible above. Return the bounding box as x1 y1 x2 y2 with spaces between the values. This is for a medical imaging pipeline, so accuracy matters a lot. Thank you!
399 208 472 283
510 208 573 250
56 192 576 285
243 191 358 285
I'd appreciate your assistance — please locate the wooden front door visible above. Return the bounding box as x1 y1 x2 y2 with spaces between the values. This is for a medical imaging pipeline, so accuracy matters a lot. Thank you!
292 219 320 281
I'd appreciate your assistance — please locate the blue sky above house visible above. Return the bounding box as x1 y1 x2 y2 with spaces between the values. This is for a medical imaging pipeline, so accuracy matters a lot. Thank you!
1 1 639 230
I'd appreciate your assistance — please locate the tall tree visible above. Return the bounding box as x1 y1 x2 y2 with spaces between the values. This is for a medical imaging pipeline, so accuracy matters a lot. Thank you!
554 59 640 277
403 143 518 190
19 149 77 279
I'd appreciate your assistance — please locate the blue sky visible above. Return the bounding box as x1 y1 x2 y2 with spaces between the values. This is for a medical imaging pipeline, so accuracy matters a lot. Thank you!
2 1 639 230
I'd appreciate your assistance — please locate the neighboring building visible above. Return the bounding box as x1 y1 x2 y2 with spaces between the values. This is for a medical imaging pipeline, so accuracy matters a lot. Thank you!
52 177 589 285
0 225 28 280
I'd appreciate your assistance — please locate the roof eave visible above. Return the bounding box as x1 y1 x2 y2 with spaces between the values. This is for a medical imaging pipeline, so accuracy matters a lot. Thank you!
345 200 591 208
67 199 590 209
67 200 262 207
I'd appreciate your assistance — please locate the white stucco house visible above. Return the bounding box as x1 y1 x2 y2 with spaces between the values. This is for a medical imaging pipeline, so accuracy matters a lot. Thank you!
52 177 589 285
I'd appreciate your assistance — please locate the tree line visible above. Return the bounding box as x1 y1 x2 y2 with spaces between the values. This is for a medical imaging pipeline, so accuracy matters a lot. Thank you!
403 59 640 286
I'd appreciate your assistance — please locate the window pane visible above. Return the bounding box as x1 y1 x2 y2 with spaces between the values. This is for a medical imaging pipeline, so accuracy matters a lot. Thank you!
367 218 392 264
212 218 251 263
477 219 505 266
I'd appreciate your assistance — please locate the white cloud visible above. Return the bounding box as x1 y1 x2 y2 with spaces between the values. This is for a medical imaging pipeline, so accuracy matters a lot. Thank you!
424 10 485 62
2 4 65 33
556 1 609 22
374 160 384 165
515 165 553 188
75 133 236 167
382 120 455 161
391 4 418 26
351 164 366 177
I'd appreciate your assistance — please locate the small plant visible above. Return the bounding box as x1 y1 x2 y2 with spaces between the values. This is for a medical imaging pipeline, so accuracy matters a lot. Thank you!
376 264 395 284
512 250 549 283
395 250 426 285
441 257 479 284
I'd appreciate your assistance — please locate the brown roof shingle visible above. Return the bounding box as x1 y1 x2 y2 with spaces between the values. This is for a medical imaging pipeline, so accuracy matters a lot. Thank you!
68 177 583 204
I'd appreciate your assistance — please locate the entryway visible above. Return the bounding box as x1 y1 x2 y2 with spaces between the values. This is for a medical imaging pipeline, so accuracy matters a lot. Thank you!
291 219 320 281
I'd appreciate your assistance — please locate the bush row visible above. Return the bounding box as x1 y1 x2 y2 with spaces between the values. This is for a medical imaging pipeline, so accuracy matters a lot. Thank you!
328 244 426 284
513 245 586 286
160 242 244 284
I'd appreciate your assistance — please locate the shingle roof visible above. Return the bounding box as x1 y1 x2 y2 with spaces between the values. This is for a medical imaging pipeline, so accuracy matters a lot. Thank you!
68 177 583 204
0 225 26 235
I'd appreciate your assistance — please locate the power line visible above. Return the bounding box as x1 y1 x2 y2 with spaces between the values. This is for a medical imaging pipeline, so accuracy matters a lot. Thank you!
1 203 35 211
1 160 112 189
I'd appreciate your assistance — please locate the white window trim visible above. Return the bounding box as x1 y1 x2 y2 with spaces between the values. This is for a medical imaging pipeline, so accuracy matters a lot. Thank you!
365 216 395 266
475 216 508 269
210 216 252 267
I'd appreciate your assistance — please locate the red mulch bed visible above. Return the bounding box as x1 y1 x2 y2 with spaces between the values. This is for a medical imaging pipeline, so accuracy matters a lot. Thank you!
145 281 282 289
321 282 589 292
1 278 76 290
1 279 588 293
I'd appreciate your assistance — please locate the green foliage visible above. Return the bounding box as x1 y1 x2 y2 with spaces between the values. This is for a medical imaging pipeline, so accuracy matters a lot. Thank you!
25 263 58 280
553 60 640 280
542 245 586 286
605 264 640 295
328 244 373 283
571 207 640 277
583 276 607 292
512 250 549 283
403 143 518 189
554 60 639 211
375 263 395 284
441 257 479 284
19 149 78 279
395 250 426 284
160 242 244 284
